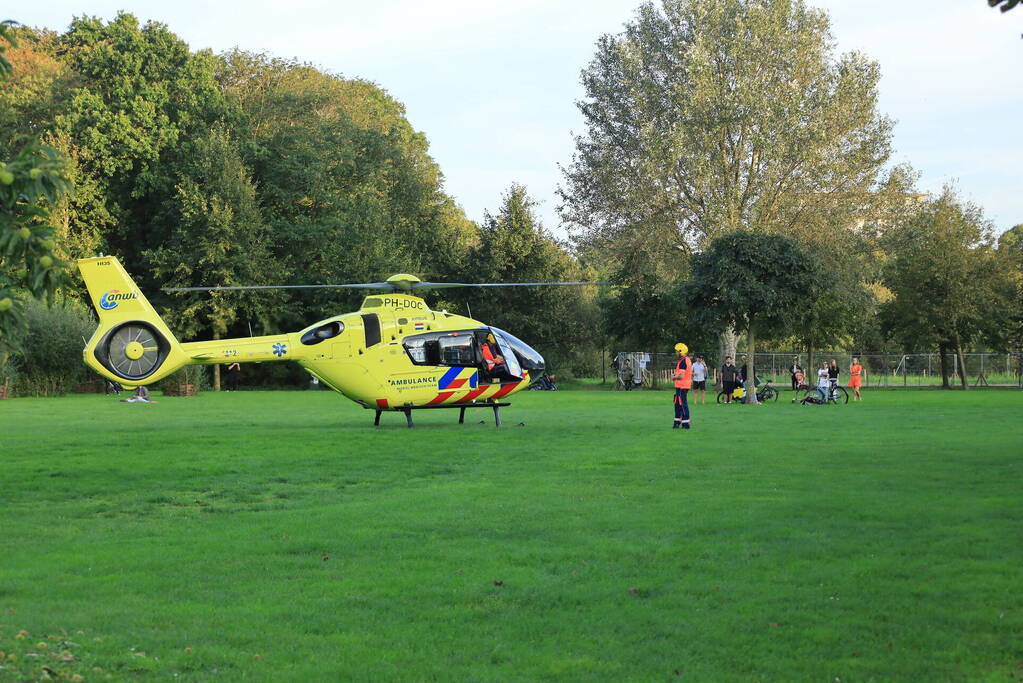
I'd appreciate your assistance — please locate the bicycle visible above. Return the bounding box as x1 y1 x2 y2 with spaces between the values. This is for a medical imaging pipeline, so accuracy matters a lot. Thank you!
797 382 849 405
716 377 778 404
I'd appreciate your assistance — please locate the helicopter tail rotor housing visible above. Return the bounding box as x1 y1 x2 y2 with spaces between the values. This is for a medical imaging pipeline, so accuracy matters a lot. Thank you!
94 321 172 381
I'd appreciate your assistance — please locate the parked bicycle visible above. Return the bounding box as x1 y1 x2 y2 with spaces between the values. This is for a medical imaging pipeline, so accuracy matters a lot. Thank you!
717 377 779 404
795 382 849 405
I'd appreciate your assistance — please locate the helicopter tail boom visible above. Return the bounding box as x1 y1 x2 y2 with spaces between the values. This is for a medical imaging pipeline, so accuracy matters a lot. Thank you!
78 256 189 386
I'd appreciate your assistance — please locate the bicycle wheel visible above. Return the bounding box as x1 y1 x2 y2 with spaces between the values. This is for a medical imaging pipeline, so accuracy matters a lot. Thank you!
801 388 824 404
761 386 779 402
831 385 849 404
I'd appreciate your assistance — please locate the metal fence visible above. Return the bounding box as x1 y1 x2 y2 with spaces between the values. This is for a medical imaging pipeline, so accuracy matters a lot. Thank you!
611 351 1023 389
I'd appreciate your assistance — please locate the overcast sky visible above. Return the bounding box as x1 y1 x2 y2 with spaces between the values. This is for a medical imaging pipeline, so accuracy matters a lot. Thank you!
14 1 1023 236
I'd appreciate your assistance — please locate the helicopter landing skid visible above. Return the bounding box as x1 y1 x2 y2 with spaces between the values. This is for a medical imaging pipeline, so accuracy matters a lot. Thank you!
374 401 512 428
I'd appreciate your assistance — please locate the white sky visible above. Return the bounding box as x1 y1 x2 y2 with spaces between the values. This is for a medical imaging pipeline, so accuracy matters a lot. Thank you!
14 1 1023 236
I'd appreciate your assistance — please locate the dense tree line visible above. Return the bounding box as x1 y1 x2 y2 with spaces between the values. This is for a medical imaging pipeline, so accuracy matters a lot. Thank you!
561 0 1021 388
2 4 1019 394
0 14 598 390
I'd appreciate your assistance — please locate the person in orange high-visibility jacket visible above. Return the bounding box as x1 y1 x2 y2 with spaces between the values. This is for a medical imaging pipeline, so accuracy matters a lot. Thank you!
481 333 505 373
672 342 693 430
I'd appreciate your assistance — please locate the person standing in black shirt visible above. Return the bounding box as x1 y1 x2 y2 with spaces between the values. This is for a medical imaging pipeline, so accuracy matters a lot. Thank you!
790 356 803 391
226 362 241 391
720 356 740 403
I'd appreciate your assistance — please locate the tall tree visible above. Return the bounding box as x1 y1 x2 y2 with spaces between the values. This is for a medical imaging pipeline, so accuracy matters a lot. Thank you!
461 184 597 373
52 13 229 273
682 231 826 402
987 225 1023 359
217 51 477 330
0 22 72 372
881 189 1011 389
145 128 281 389
561 0 892 357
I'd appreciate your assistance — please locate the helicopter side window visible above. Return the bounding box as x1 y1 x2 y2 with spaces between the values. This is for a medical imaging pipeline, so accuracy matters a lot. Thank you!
404 332 441 364
439 334 475 365
403 331 478 367
421 339 440 364
300 321 344 346
362 313 381 347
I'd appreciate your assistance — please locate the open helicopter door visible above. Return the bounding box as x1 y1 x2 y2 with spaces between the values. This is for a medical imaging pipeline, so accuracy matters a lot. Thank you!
488 329 523 379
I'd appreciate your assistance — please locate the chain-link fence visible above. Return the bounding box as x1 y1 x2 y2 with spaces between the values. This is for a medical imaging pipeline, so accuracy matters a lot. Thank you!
610 351 1023 389
611 351 718 389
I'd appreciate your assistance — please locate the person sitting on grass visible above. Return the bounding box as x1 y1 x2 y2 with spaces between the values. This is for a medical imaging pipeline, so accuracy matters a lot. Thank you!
121 385 157 403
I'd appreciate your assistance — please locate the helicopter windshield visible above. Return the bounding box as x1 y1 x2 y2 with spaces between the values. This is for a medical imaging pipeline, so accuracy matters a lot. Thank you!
489 327 545 372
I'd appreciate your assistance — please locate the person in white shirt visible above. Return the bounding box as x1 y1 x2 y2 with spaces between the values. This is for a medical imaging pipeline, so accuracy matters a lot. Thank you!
817 362 830 400
691 355 708 404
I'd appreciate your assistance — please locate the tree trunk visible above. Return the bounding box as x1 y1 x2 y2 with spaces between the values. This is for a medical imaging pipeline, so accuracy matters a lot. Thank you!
213 329 222 392
746 325 756 404
719 328 738 367
953 332 968 390
646 337 657 389
807 340 814 381
938 342 950 388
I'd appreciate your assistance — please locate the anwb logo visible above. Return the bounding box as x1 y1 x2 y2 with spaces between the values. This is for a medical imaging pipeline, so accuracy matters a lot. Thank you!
99 290 138 310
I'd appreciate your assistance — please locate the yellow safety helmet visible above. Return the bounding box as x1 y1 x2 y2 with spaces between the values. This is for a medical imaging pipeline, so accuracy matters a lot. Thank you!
674 342 688 355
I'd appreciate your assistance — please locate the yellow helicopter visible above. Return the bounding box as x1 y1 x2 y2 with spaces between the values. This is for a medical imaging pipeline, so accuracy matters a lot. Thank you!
78 256 593 427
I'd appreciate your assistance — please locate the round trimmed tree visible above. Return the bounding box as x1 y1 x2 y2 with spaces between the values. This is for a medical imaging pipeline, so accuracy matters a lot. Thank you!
683 231 826 403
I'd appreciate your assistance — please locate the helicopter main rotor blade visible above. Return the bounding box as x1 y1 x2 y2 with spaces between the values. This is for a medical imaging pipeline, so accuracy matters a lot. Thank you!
412 281 608 290
163 283 391 293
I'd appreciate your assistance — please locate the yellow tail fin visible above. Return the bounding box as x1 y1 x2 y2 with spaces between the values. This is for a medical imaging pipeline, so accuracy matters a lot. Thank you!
79 256 187 385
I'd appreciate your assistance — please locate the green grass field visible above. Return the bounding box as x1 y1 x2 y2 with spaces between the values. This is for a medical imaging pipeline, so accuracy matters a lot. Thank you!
1 388 1021 681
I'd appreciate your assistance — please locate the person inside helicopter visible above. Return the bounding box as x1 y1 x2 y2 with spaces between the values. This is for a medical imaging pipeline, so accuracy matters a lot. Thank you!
402 327 539 383
480 332 507 377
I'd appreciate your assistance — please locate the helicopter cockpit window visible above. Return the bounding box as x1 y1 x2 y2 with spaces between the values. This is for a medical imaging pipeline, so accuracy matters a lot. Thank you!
486 330 522 379
489 327 545 372
403 331 477 367
300 321 345 346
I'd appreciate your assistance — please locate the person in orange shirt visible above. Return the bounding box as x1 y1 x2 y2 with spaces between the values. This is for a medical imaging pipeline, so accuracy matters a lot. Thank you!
481 334 505 376
672 342 693 429
849 356 864 401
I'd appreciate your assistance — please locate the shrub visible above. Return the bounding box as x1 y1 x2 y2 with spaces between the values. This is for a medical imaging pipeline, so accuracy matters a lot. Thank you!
157 364 210 393
9 299 96 396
